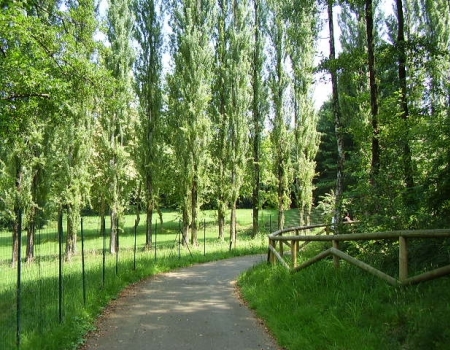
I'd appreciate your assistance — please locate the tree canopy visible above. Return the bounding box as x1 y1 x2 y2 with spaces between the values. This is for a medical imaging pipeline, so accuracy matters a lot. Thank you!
1 0 450 260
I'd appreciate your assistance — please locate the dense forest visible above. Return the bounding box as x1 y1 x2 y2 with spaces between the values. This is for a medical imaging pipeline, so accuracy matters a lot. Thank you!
1 0 449 265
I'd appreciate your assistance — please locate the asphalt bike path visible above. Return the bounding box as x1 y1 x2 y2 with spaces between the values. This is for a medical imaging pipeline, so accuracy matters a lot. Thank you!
82 255 281 350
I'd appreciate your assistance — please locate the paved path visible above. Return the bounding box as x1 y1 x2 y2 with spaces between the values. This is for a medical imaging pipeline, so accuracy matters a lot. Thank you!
82 255 281 350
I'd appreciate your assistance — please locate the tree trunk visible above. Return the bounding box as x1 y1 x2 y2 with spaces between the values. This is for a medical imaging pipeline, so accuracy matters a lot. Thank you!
145 174 153 249
277 162 286 230
100 200 106 239
277 163 286 230
396 0 415 199
110 208 118 254
26 206 35 263
230 201 237 249
251 185 260 237
218 198 225 241
328 0 345 229
365 0 380 182
191 173 198 246
26 168 41 263
146 200 153 249
182 205 189 246
12 205 21 268
65 205 77 261
12 157 23 267
278 208 285 230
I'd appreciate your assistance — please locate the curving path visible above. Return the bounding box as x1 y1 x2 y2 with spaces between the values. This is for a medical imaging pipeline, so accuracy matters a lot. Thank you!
82 255 281 350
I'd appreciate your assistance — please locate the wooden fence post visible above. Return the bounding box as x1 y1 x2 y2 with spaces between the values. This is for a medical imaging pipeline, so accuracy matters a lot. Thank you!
269 239 276 265
399 236 408 282
291 240 298 268
279 233 284 257
332 239 340 269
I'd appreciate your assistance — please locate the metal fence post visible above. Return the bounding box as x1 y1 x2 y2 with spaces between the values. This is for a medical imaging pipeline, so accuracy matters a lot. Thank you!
81 217 86 306
102 216 106 287
133 219 137 270
16 208 22 349
154 222 157 261
58 210 64 323
115 217 119 276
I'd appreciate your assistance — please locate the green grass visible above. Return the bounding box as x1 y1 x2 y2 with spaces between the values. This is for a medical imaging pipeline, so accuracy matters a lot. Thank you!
238 241 450 350
0 209 275 350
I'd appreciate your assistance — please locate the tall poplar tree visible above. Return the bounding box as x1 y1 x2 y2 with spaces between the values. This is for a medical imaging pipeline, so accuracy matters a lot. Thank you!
56 0 98 260
134 0 163 249
227 0 251 247
211 0 251 245
249 0 267 237
105 0 135 253
267 0 292 230
211 0 231 241
168 0 214 245
286 0 320 226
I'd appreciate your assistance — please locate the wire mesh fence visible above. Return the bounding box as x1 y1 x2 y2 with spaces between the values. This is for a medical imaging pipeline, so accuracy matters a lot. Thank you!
0 208 322 349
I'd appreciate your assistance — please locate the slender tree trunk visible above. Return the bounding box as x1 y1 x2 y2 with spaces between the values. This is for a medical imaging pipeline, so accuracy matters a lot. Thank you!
110 208 118 254
218 197 225 241
396 0 415 198
191 172 198 246
145 176 153 249
65 205 77 261
26 169 40 262
12 205 21 268
146 201 153 249
230 201 237 249
182 205 189 246
12 157 23 267
251 163 260 236
328 0 345 229
277 162 286 230
100 199 106 239
26 206 35 263
365 0 380 182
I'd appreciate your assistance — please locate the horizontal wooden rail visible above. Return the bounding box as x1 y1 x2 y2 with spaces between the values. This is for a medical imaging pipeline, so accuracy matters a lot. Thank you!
267 227 450 286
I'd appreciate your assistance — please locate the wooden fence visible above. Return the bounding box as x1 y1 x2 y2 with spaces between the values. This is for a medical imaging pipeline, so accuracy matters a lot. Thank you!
267 224 450 286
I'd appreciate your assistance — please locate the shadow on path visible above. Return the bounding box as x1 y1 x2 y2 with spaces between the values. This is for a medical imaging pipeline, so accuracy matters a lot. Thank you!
81 255 281 350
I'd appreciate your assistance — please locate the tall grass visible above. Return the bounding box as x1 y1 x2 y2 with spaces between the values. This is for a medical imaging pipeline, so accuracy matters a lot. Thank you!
238 241 450 350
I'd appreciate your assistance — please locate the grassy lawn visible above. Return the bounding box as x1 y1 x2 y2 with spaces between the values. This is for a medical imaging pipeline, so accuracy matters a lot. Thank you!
7 207 442 350
0 208 277 350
